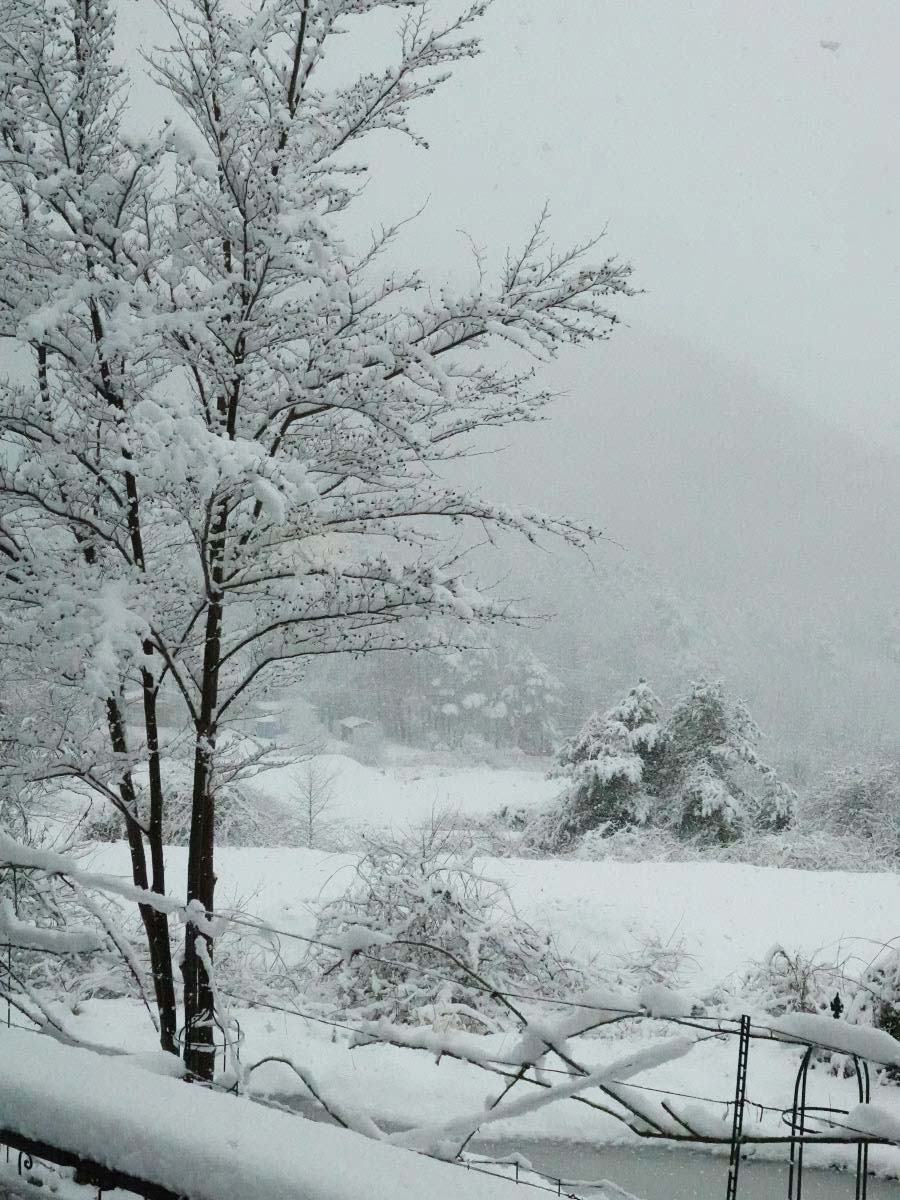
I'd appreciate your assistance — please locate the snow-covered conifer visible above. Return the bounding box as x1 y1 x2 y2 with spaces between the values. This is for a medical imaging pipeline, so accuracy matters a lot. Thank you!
533 679 664 850
660 679 796 843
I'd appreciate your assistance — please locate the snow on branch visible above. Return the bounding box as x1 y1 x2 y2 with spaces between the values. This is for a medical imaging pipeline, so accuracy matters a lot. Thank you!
388 1037 694 1154
771 1012 900 1068
0 899 105 955
0 832 184 917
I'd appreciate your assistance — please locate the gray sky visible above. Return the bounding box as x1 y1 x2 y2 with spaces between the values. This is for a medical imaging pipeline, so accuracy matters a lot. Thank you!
117 0 900 446
353 0 900 449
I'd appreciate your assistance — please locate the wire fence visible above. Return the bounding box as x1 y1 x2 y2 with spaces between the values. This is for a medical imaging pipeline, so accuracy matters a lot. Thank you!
4 878 900 1131
2 855 900 1200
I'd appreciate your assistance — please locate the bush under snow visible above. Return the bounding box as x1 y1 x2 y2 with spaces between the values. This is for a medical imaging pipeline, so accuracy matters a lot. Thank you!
304 827 589 1029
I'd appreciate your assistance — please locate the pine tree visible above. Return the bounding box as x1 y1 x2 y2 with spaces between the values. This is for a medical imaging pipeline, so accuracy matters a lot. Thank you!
660 679 796 843
541 679 664 848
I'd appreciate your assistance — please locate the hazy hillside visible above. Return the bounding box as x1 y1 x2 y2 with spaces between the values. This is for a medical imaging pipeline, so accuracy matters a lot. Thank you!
458 325 900 765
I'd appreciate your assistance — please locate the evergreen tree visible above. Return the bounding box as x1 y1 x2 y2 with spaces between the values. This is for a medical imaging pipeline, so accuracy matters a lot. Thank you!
660 679 796 843
541 679 664 848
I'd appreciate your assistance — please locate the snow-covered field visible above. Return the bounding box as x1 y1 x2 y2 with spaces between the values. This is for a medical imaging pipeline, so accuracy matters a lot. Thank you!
11 759 900 1189
243 749 560 826
73 817 900 1179
85 841 900 994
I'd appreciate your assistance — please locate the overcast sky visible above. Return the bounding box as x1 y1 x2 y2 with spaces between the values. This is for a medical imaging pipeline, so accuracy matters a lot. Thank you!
117 0 900 448
111 2 900 745
361 0 900 449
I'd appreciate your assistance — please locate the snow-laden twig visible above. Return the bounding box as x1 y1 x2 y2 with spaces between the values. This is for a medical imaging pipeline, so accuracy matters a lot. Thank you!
388 1037 694 1153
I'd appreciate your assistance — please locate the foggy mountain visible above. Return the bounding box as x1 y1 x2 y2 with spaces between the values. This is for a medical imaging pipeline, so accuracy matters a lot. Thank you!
463 325 900 767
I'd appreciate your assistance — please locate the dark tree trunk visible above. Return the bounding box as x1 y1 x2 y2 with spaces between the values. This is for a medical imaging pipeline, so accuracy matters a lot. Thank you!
106 698 178 1055
181 595 223 1080
141 658 178 1055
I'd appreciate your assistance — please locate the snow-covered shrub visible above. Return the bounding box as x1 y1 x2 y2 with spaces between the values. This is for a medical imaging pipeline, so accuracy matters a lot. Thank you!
83 779 300 847
304 826 588 1028
569 825 897 872
844 947 900 1078
616 930 696 992
742 945 846 1016
803 762 900 851
574 825 686 862
0 828 145 1021
718 829 896 872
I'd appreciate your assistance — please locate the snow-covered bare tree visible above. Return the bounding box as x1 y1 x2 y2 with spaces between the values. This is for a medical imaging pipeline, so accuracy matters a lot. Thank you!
0 0 633 1077
295 756 338 848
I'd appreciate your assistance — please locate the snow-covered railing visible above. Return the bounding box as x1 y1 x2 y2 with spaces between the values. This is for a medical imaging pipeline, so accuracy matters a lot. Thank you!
0 1027 578 1200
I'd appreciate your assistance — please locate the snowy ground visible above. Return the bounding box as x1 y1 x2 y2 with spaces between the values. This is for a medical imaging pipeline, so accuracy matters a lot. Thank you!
18 758 900 1187
242 747 560 826
71 833 900 1179
85 842 900 995
62 992 900 1179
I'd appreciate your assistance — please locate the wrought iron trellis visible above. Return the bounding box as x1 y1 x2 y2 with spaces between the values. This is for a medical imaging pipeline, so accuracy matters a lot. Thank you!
724 1006 874 1200
726 1014 752 1200
786 1044 870 1200
606 1008 884 1200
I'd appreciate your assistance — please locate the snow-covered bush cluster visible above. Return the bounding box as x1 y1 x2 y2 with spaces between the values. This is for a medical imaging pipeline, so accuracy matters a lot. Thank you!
0 836 150 1024
562 825 898 873
82 782 298 848
802 762 900 853
835 946 900 1079
304 827 588 1029
741 945 847 1017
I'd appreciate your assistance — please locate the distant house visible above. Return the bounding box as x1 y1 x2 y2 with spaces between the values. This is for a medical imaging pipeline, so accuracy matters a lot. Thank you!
336 716 376 743
253 700 284 739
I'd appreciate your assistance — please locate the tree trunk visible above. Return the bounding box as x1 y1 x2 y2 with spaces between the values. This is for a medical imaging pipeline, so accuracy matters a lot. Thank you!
106 697 178 1054
181 597 223 1080
141 660 178 1055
